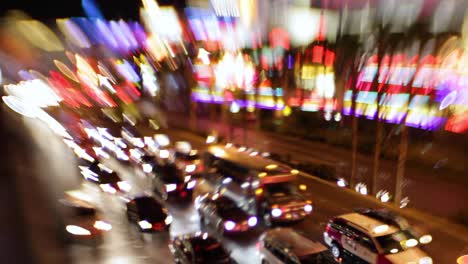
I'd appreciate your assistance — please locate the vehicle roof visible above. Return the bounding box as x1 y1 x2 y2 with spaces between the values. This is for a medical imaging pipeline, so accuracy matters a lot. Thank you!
339 213 400 237
206 145 292 176
264 228 328 257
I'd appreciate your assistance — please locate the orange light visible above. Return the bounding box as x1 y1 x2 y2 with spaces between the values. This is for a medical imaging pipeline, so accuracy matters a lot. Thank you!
255 188 263 196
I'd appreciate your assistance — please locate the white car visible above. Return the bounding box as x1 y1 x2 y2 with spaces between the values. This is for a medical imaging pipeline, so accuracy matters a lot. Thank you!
258 228 339 263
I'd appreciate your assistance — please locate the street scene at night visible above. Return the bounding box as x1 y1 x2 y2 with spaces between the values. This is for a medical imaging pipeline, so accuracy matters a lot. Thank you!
0 0 467 263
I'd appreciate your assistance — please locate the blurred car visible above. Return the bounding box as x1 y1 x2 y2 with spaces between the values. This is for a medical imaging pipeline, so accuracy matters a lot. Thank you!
260 182 313 226
175 148 204 177
259 228 339 264
59 198 112 244
169 232 234 264
323 209 433 264
121 125 145 148
152 163 196 201
79 162 131 194
126 195 172 232
195 193 258 235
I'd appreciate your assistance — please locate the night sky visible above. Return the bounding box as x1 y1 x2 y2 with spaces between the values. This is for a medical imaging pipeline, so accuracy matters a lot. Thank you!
0 0 186 20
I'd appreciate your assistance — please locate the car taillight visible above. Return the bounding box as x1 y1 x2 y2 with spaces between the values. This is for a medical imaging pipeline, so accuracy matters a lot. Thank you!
377 255 392 264
325 224 331 232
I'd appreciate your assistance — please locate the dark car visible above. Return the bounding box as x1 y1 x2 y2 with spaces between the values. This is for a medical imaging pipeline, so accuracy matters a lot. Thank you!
195 193 258 235
260 183 313 226
153 163 196 201
126 196 172 232
169 233 234 264
59 199 112 244
80 162 131 194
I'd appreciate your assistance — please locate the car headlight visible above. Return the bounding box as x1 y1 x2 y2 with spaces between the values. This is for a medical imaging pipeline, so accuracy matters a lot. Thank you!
247 216 257 227
66 225 91 235
142 163 153 173
165 215 173 225
94 220 112 231
117 181 131 192
159 149 170 159
184 175 191 182
185 164 196 173
304 204 313 213
271 208 282 217
187 180 197 190
138 220 152 229
419 257 433 264
419 234 432 244
405 238 419 248
165 184 177 192
224 221 236 231
100 184 117 194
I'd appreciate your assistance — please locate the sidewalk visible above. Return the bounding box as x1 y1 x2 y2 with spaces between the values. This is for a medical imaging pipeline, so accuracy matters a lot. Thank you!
167 111 468 225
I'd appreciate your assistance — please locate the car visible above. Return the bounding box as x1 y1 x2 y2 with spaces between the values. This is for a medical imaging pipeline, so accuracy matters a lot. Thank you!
323 209 433 264
169 232 235 264
203 145 311 225
175 149 204 176
79 162 131 194
126 195 172 232
195 193 258 235
59 198 112 244
259 182 313 226
259 228 339 264
152 163 196 201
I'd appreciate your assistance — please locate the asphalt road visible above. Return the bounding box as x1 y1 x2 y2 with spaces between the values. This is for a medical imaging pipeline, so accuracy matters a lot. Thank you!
12 110 468 264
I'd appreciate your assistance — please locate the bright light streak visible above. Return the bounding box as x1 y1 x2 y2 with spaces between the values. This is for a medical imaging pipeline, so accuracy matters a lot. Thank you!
185 164 196 173
2 96 37 118
117 181 131 192
198 48 210 64
165 215 173 225
93 220 112 231
304 204 313 212
206 135 216 144
138 220 152 229
165 184 177 192
16 20 63 52
100 184 117 194
187 180 197 190
373 224 389 234
66 225 91 235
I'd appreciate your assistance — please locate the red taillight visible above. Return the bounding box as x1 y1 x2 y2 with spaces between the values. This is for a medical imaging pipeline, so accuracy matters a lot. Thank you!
325 224 331 233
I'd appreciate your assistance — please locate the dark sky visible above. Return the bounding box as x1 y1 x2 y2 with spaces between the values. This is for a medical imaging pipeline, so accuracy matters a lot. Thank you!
0 0 186 21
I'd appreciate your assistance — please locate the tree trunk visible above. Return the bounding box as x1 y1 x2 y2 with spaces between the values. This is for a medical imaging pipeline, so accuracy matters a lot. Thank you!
372 121 383 195
394 125 408 206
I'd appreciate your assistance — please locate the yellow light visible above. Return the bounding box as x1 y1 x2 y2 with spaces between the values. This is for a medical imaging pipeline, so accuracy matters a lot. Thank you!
457 255 468 264
258 172 267 178
299 184 307 191
291 169 299 175
283 106 292 117
265 164 278 170
255 188 263 195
